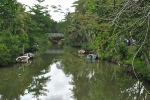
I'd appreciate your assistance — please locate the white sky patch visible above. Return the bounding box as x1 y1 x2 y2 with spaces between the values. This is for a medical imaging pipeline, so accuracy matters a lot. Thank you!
17 0 76 22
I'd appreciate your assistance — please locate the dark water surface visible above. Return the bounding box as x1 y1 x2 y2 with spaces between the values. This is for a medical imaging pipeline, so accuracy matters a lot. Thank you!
0 46 150 100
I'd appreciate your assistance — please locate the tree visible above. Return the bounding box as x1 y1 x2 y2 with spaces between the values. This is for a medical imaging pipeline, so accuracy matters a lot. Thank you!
27 0 55 46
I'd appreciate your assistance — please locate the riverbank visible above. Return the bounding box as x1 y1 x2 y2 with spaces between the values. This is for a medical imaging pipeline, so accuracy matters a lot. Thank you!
103 55 150 83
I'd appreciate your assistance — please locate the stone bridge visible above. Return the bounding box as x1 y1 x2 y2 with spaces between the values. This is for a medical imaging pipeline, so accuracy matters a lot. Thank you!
47 33 64 38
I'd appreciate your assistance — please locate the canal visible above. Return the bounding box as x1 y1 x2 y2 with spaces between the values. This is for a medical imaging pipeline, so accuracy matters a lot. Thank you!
0 46 150 100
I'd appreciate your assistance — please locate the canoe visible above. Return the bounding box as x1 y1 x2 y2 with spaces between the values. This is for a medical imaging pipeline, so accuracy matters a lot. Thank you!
87 54 97 60
78 49 85 54
23 53 35 58
16 56 30 63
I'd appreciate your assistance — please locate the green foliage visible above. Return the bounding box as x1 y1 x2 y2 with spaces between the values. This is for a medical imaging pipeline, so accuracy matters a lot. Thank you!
0 30 29 66
116 43 129 60
28 3 53 34
37 0 45 3
0 0 55 66
0 44 10 66
64 0 150 81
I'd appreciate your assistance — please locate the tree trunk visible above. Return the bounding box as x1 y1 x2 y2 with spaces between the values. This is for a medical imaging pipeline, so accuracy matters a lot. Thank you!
144 53 150 71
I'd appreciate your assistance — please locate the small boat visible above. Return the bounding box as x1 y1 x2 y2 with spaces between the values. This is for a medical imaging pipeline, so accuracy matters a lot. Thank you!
87 54 97 60
16 56 30 63
23 53 34 58
78 49 85 54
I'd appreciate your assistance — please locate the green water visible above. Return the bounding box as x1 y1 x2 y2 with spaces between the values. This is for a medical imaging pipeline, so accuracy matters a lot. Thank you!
0 46 150 100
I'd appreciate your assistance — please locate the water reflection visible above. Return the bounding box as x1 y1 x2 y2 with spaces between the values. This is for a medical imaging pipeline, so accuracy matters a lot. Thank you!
0 46 150 100
16 60 32 72
45 49 63 54
20 61 73 100
119 81 149 100
57 49 150 100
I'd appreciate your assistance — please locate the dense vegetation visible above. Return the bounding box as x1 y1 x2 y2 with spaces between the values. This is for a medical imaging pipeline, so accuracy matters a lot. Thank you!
0 0 59 66
1 0 150 81
58 0 150 81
